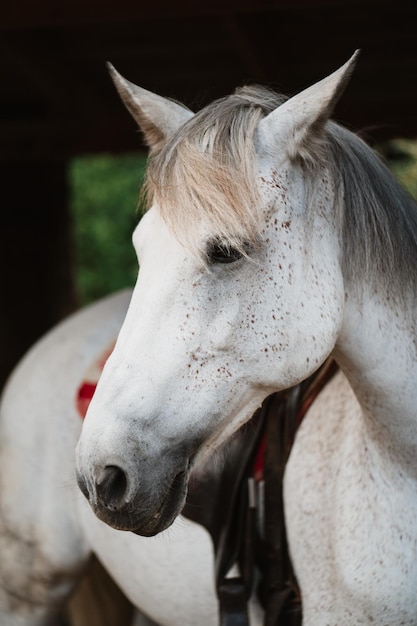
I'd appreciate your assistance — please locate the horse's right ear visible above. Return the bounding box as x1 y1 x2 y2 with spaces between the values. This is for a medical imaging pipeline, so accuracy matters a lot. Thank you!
107 63 194 153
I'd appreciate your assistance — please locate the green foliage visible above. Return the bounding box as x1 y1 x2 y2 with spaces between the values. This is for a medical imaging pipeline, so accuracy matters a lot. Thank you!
69 152 147 304
381 139 417 199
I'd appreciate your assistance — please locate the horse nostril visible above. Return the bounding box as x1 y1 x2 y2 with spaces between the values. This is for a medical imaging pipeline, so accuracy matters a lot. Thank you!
96 465 129 511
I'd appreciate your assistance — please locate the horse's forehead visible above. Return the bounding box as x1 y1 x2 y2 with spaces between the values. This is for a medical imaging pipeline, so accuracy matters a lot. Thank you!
133 208 173 255
257 163 294 207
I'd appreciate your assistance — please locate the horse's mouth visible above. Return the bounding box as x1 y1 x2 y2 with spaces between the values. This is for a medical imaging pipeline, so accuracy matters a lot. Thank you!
89 467 189 536
132 469 189 537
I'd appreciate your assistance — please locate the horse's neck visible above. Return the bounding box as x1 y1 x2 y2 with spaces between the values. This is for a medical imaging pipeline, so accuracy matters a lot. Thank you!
334 290 417 467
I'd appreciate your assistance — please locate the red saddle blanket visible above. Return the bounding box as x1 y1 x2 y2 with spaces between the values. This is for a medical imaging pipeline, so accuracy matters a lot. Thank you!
76 342 115 418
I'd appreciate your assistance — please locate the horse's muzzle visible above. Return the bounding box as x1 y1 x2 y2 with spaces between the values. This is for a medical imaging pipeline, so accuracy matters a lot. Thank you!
76 459 190 536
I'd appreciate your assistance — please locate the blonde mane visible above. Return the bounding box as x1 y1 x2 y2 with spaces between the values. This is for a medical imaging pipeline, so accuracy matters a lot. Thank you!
143 86 287 257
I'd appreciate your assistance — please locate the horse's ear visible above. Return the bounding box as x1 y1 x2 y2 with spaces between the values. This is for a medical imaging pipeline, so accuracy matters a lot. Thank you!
107 63 194 153
258 50 359 161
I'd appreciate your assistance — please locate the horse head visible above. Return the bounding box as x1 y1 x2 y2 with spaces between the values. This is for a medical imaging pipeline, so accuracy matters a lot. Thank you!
76 52 358 535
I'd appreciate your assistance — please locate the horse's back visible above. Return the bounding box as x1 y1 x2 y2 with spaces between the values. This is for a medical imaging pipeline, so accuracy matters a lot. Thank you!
0 289 133 625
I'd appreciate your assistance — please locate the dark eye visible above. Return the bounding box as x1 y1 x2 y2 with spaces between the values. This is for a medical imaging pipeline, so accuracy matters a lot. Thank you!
206 240 243 264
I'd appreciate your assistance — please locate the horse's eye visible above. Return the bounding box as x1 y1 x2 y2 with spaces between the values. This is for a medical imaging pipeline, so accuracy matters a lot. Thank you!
206 241 243 264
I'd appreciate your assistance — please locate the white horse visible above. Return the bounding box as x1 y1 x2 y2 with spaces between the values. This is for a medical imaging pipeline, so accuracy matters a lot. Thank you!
74 49 417 625
2 51 417 626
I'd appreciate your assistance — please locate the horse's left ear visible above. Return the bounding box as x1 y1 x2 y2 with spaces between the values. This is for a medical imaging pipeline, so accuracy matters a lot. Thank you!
257 50 359 161
107 63 194 153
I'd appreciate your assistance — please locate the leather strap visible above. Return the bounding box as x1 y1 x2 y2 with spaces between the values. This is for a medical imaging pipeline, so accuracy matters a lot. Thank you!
260 359 338 625
184 412 265 626
260 391 302 626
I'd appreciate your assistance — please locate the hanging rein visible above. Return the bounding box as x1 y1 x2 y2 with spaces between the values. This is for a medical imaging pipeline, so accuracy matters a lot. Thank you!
77 351 337 626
